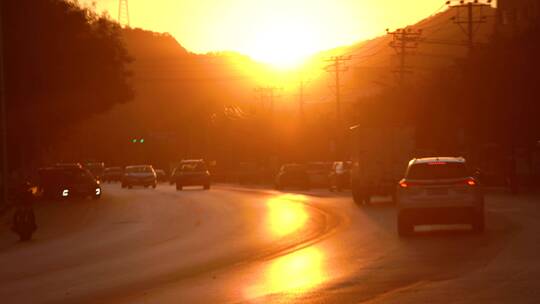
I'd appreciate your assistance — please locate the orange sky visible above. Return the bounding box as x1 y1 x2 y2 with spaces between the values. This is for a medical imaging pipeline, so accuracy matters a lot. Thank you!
90 0 452 66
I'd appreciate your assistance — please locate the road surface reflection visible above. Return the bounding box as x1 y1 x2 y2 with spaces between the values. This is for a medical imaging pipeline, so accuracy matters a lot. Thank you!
245 247 327 299
266 194 309 237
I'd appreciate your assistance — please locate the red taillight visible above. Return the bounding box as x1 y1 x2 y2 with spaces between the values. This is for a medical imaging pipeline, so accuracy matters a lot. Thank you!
399 180 410 188
466 178 477 187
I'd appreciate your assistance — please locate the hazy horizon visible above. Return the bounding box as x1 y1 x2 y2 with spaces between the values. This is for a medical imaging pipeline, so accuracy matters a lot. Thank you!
88 0 457 67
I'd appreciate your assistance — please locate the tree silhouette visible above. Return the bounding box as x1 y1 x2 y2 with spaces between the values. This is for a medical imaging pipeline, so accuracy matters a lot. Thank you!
2 0 133 169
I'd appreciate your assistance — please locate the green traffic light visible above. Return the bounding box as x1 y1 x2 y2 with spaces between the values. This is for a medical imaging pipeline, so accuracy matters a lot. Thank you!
132 139 137 143
140 139 145 143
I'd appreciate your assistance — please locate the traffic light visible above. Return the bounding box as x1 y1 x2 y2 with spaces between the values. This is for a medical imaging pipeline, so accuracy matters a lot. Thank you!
130 138 145 143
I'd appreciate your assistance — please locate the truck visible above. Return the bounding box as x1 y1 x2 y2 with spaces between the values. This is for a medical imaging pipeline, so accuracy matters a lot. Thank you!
350 126 416 205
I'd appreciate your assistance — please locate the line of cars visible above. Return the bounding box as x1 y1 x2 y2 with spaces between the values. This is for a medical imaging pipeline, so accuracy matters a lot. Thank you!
103 159 211 191
35 157 484 238
274 157 485 237
31 159 212 201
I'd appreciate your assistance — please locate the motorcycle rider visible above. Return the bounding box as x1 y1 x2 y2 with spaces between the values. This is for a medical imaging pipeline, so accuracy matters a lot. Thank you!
11 182 37 241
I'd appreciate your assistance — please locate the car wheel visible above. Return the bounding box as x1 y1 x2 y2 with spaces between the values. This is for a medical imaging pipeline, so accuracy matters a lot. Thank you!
472 212 485 233
397 214 413 237
128 185 133 189
121 183 126 188
152 183 157 189
176 184 183 191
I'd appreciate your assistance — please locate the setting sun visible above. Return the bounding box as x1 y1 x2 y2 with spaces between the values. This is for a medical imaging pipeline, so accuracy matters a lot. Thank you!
89 0 445 65
242 15 321 68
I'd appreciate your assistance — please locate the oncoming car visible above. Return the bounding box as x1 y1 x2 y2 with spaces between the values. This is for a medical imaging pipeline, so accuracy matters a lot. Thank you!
396 157 484 236
38 167 101 200
122 165 158 189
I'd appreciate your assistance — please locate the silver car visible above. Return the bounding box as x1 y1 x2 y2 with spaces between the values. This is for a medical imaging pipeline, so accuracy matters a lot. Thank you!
121 165 158 189
396 157 484 236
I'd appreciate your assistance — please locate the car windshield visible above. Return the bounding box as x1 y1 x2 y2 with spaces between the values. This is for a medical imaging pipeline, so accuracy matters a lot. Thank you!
180 162 207 172
407 162 469 180
40 168 94 184
126 166 153 173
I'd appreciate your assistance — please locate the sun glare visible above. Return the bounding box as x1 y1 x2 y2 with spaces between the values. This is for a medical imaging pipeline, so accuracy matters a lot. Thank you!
244 18 321 69
266 194 309 236
245 247 326 299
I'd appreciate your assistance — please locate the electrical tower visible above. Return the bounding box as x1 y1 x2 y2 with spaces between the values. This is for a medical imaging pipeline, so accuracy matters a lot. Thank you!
118 0 130 27
387 28 422 86
446 0 492 53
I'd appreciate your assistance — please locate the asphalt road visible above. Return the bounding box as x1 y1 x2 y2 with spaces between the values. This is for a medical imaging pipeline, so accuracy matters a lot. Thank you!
0 184 539 303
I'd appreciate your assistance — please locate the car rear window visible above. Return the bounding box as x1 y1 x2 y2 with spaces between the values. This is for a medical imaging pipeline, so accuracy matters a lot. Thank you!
126 166 153 173
407 162 469 180
180 162 207 172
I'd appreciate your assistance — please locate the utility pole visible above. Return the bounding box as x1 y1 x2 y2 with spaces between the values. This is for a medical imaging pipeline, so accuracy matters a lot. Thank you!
297 79 308 120
254 86 280 115
387 28 422 86
446 0 491 54
325 56 352 159
325 56 351 126
0 1 8 206
118 0 130 27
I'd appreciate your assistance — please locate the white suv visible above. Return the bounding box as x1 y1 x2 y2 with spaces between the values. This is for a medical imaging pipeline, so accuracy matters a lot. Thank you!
396 157 484 236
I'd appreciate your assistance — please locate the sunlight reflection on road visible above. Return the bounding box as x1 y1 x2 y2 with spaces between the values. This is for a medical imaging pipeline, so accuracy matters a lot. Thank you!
266 194 309 237
244 247 327 300
243 194 327 300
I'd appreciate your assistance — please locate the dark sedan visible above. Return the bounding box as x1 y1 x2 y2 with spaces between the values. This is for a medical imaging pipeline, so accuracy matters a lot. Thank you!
275 164 310 190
